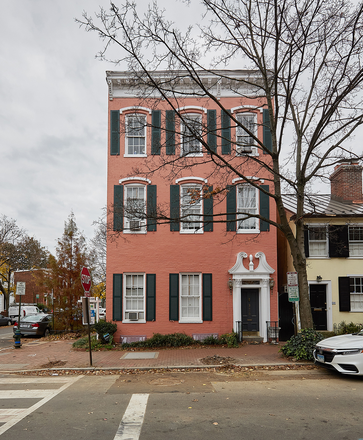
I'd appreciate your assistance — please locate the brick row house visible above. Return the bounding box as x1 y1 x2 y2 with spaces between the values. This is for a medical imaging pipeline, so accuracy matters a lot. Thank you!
279 162 363 338
106 70 278 343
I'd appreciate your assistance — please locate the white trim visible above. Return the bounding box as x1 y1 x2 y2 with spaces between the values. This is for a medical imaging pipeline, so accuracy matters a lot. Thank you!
176 177 207 184
119 106 152 114
119 177 152 184
176 106 207 114
180 183 204 234
123 184 147 234
231 105 264 113
123 273 146 323
232 177 264 184
179 273 202 323
236 183 260 233
229 251 274 342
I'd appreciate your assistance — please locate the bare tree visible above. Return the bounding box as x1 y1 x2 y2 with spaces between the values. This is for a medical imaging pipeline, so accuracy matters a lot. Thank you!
77 0 363 328
0 215 48 311
89 212 107 301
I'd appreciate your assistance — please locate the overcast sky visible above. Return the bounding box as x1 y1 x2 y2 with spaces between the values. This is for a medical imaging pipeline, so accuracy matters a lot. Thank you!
1 1 361 255
0 0 205 255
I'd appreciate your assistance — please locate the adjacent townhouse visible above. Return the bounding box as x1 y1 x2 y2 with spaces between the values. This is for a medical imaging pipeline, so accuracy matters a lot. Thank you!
279 162 363 335
106 70 278 343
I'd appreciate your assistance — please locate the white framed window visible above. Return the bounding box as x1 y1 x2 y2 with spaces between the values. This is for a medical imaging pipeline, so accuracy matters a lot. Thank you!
180 184 203 233
237 184 258 231
125 114 147 156
236 113 258 155
350 277 363 311
124 185 146 233
308 226 328 257
124 274 145 321
349 226 363 257
180 273 202 322
181 113 203 156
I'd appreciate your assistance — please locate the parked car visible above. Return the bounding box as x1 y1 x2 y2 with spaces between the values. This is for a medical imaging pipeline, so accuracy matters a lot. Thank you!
0 314 12 326
314 331 363 375
8 305 41 323
13 314 52 337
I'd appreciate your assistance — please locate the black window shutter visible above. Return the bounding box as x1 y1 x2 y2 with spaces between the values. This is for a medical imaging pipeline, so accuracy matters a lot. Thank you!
304 227 310 258
169 274 179 320
329 225 349 258
221 109 231 154
166 110 175 155
151 110 161 155
146 274 156 321
339 276 351 312
263 109 272 154
207 110 217 153
147 185 157 232
203 274 213 321
110 110 120 155
203 185 213 232
259 185 270 231
113 185 123 231
170 185 180 231
113 274 123 321
226 185 236 231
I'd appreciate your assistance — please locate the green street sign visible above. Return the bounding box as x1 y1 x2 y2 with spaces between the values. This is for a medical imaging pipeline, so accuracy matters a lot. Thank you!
288 286 299 302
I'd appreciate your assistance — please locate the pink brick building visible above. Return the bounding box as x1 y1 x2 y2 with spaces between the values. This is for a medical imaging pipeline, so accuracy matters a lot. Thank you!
106 70 278 343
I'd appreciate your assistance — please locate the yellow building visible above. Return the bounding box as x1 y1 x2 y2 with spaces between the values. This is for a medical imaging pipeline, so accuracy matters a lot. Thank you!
279 162 363 336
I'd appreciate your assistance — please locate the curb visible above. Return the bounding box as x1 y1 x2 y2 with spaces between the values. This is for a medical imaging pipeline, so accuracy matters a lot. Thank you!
0 362 314 375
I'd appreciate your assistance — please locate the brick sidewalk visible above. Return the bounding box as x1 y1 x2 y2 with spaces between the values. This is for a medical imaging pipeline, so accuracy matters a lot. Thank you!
0 339 292 372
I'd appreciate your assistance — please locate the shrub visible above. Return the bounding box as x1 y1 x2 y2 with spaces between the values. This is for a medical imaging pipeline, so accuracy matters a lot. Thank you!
202 335 221 345
280 328 324 361
73 335 104 350
93 320 117 344
219 332 239 348
334 321 363 335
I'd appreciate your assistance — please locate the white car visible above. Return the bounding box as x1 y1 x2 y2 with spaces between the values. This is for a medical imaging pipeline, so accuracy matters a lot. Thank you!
314 331 363 375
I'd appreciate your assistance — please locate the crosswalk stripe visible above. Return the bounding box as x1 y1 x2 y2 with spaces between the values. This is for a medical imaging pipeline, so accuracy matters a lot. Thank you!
114 393 149 440
0 375 82 436
0 390 55 399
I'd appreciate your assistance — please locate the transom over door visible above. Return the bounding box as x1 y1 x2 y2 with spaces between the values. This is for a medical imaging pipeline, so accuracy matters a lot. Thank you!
241 288 259 331
310 284 327 330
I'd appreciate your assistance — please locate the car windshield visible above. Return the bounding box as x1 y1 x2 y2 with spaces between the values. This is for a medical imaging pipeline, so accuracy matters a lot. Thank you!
19 314 44 323
357 329 363 335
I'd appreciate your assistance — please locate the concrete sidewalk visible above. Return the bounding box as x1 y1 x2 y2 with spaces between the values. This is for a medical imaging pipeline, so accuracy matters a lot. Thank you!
0 338 299 373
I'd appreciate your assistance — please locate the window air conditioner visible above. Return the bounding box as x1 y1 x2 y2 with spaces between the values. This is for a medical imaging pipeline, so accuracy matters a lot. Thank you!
130 220 141 231
128 312 139 321
237 145 253 154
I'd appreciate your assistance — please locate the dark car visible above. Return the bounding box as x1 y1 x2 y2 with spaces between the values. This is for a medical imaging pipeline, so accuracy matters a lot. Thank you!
0 314 12 326
13 314 52 337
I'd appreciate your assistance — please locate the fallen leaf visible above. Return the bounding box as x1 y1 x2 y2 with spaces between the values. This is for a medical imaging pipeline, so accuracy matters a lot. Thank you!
213 422 219 425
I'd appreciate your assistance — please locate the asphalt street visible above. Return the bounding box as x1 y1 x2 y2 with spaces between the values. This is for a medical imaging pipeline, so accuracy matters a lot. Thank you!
1 369 363 440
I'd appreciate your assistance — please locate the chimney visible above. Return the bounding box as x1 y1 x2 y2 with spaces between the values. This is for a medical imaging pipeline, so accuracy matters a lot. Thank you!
330 162 363 203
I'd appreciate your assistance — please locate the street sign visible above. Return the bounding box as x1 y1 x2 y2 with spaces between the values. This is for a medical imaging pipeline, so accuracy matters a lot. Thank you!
288 286 300 302
287 272 299 302
81 267 92 297
16 282 26 296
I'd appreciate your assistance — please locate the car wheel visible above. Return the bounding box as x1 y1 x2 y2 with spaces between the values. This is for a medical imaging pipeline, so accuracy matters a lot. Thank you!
7 320 11 326
44 328 50 337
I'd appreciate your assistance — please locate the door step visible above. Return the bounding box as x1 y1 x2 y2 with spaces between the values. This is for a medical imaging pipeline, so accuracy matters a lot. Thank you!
242 334 263 343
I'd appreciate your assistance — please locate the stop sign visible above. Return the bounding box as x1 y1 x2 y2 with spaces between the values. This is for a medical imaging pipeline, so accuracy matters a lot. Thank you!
81 267 92 296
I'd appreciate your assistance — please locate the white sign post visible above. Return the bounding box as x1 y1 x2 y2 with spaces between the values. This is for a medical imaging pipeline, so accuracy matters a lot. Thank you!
287 272 299 302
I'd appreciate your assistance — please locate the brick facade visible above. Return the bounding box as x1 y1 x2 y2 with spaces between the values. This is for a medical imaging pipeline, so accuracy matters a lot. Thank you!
330 162 363 203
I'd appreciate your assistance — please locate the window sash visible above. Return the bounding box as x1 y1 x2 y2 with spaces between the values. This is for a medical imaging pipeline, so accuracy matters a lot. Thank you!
124 186 146 231
350 277 363 311
181 114 202 155
180 185 202 231
180 274 201 319
125 274 145 314
349 227 363 256
126 115 146 155
236 113 257 147
308 227 328 256
237 185 258 230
